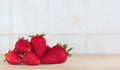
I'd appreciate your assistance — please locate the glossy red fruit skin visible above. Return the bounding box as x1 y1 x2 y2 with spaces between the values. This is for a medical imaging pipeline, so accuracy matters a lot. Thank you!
23 52 41 65
41 46 68 64
42 45 51 57
46 45 51 52
15 39 31 53
6 51 22 65
30 36 46 58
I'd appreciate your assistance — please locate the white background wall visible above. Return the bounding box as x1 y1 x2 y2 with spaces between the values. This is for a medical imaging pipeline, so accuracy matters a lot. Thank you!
0 0 120 54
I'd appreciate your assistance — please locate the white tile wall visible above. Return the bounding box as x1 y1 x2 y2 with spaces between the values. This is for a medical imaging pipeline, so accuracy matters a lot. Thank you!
48 34 86 54
13 0 49 34
0 0 120 54
87 35 120 54
0 0 9 34
87 0 120 33
0 36 10 53
49 0 85 34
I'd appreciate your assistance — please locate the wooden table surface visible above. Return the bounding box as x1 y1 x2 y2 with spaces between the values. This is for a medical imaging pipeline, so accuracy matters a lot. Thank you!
0 54 120 70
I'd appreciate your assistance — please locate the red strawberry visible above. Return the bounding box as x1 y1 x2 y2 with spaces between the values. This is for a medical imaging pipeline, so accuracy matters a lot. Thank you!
30 34 47 58
5 50 22 65
46 45 51 52
23 52 41 65
41 43 73 64
43 45 51 56
15 37 31 53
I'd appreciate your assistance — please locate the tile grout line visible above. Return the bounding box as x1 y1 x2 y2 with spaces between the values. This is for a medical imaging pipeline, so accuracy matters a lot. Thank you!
85 0 88 55
48 0 51 44
2 33 120 36
8 0 11 49
9 0 14 49
48 0 52 46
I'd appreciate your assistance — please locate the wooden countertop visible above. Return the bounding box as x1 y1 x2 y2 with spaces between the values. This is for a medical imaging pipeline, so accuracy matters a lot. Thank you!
1 54 120 70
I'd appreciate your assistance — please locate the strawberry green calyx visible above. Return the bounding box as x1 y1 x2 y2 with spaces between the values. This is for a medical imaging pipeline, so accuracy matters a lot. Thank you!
4 53 7 62
67 47 73 57
4 49 11 62
56 43 73 57
18 37 29 42
62 44 73 57
67 47 73 52
63 44 67 50
18 37 24 40
36 33 46 36
29 33 46 37
29 35 34 37
4 52 8 62
18 37 25 41
56 43 62 46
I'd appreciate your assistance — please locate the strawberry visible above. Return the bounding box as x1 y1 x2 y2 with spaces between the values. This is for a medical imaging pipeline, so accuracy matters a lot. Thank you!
46 45 51 52
30 34 47 58
5 50 22 65
42 45 51 57
23 52 41 65
15 37 31 53
41 43 73 64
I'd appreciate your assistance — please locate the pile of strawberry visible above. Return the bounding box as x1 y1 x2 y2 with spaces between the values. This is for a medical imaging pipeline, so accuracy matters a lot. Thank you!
5 34 73 65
